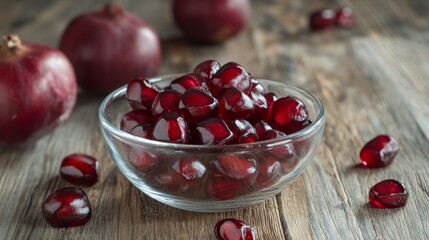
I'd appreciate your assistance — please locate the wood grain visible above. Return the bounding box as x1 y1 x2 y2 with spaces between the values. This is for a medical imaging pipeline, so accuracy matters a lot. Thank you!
1 0 429 239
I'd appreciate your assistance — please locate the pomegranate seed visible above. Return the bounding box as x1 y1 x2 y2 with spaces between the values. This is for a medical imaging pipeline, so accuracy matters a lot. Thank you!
254 120 272 137
151 90 182 119
256 157 281 188
369 179 408 208
335 7 355 28
192 118 234 145
128 148 159 172
227 119 258 144
359 135 399 168
264 92 278 120
212 154 257 180
193 59 221 81
120 109 154 133
214 218 256 240
179 88 218 122
170 73 208 94
248 91 268 120
208 170 243 200
271 96 310 134
155 170 182 191
249 78 265 94
152 112 189 143
209 62 252 96
260 129 286 141
129 125 152 139
309 9 336 31
41 187 91 228
172 157 207 180
60 154 99 186
219 87 255 120
126 78 161 110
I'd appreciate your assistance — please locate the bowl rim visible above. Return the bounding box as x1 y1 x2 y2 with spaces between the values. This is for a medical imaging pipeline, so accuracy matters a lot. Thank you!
98 74 326 150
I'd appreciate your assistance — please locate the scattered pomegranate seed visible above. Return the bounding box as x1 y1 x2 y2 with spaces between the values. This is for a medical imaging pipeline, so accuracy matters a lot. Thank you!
192 118 234 145
151 90 182 119
309 9 336 31
179 88 218 122
219 87 255 120
193 59 221 81
120 109 154 133
41 187 92 228
126 78 161 110
152 112 189 143
214 218 256 240
271 96 310 134
170 73 207 94
335 7 355 28
60 153 99 186
369 179 408 208
210 62 252 96
359 135 399 168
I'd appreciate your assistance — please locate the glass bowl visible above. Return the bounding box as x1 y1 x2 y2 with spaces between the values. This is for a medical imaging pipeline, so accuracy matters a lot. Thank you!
98 74 325 212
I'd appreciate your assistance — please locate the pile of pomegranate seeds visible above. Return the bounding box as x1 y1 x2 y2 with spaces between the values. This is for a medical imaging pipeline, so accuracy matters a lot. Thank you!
60 153 99 186
123 60 311 145
41 187 92 227
309 7 355 31
369 179 408 209
214 218 256 240
359 135 399 168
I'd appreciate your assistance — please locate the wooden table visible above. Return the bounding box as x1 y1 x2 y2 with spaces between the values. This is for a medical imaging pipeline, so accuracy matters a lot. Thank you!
1 0 428 239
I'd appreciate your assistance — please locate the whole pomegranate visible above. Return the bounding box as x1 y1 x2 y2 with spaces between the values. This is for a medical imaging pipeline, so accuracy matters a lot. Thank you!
0 35 77 146
59 3 162 95
172 0 251 44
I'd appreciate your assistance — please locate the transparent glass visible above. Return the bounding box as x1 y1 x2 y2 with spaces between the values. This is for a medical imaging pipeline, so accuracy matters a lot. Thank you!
98 75 326 212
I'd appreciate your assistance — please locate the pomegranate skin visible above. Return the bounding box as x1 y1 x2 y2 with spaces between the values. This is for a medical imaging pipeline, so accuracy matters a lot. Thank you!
0 36 77 146
172 0 251 44
59 3 162 95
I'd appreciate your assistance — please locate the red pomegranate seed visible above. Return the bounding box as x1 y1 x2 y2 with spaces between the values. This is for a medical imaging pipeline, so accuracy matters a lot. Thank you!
335 7 355 28
152 112 189 143
248 91 268 120
172 157 207 180
41 187 91 228
369 179 408 208
208 170 243 200
193 59 221 81
179 88 218 122
151 90 182 119
192 118 234 145
260 129 286 141
254 120 272 137
209 62 252 96
128 148 159 172
256 157 281 188
249 78 265 94
212 154 257 180
214 218 256 240
120 109 154 133
271 96 310 134
126 78 161 110
155 170 182 191
129 125 152 139
359 135 399 168
264 92 278 120
227 119 258 144
60 154 99 186
219 87 255 120
170 73 208 94
309 9 336 31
